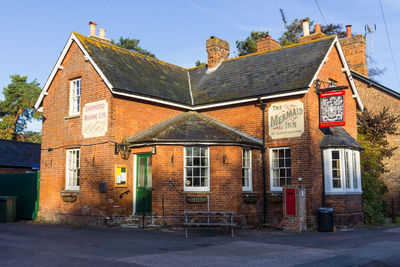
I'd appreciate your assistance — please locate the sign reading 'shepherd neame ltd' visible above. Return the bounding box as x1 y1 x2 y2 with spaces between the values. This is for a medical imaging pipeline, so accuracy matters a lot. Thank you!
319 90 345 127
269 100 304 139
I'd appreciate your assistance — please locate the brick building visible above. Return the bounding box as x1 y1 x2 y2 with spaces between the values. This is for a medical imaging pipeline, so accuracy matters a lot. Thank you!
35 21 364 228
339 26 400 215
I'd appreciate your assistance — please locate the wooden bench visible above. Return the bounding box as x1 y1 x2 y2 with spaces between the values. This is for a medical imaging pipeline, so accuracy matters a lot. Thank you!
184 210 236 238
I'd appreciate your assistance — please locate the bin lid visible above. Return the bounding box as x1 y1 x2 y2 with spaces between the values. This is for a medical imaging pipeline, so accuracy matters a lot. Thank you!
0 196 18 199
318 207 333 213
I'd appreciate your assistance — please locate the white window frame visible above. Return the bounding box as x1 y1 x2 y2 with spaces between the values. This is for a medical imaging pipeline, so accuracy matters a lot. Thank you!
323 148 362 194
269 147 291 191
65 148 80 191
242 148 252 191
69 78 81 116
183 147 210 192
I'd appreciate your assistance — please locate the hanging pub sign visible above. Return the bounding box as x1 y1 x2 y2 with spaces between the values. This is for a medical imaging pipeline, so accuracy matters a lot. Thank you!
319 90 345 127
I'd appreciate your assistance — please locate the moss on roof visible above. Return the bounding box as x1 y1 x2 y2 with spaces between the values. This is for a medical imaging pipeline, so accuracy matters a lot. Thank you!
73 32 336 106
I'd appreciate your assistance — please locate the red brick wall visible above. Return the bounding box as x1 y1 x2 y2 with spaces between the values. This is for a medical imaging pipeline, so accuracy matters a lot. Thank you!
354 78 400 214
305 45 361 227
38 38 362 228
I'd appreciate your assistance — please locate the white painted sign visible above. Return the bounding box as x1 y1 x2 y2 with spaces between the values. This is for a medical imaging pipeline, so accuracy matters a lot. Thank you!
82 100 108 138
269 100 304 139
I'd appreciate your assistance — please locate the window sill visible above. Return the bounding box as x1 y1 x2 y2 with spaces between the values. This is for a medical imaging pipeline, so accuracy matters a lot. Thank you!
61 189 81 195
64 114 80 120
325 191 363 195
182 191 212 194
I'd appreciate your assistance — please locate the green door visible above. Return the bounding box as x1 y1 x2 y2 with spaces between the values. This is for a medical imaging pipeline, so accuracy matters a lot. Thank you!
136 154 152 214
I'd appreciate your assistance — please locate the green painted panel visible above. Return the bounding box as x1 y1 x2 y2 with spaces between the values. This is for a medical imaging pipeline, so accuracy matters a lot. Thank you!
0 172 40 220
136 155 152 214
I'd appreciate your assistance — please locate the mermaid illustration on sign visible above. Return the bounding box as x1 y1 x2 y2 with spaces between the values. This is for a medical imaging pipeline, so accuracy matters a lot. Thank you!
320 95 344 123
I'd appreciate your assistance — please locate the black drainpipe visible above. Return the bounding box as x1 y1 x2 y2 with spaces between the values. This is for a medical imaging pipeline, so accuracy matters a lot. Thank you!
257 98 268 223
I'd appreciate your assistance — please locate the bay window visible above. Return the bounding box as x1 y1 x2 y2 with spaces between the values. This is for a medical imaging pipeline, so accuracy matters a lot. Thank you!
323 149 361 194
242 148 252 191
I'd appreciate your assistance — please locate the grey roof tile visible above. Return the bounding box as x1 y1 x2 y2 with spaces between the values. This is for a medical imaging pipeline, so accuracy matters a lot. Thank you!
128 112 262 146
0 139 41 168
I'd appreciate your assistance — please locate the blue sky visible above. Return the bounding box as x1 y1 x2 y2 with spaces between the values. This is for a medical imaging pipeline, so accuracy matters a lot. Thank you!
1 0 399 132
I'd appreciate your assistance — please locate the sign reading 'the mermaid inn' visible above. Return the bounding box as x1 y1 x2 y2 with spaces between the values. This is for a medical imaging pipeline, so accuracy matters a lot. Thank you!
269 100 304 139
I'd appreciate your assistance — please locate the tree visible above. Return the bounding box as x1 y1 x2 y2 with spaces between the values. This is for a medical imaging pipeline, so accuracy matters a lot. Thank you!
279 18 313 46
195 60 206 67
16 131 42 143
113 37 156 58
0 75 41 140
235 31 269 56
357 108 400 224
320 24 346 38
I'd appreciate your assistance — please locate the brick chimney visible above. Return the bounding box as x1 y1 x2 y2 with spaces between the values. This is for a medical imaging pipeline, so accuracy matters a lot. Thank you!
256 35 280 53
339 25 368 77
206 36 230 68
299 22 326 43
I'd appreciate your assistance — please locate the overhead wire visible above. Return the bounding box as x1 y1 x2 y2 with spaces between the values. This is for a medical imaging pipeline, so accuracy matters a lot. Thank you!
314 0 328 25
378 0 400 89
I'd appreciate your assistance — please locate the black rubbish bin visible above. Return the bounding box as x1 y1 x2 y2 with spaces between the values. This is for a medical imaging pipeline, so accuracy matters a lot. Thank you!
318 207 334 232
0 196 18 223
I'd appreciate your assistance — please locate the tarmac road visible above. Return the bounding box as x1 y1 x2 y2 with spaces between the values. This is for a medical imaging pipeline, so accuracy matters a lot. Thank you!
0 222 399 266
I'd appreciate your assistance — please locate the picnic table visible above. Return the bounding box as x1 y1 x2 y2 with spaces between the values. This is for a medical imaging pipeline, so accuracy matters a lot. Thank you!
184 210 236 238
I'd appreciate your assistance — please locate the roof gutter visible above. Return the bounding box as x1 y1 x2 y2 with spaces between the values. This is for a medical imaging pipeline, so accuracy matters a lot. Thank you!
128 140 262 148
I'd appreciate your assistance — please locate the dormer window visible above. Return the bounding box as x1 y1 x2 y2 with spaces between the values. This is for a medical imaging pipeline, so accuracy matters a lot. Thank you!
69 78 81 115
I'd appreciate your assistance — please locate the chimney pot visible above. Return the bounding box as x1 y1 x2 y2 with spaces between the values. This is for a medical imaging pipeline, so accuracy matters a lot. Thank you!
315 24 321 34
89 21 98 37
346 25 352 38
302 19 310 37
99 28 106 39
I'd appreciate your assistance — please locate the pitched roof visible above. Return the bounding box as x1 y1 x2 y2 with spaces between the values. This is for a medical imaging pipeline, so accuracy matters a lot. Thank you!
319 127 363 150
351 70 400 99
73 34 335 107
189 37 336 105
0 139 41 169
74 33 193 105
37 33 356 110
127 111 262 146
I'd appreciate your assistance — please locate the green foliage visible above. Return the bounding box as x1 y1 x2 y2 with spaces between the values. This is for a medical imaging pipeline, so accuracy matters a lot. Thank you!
320 24 346 38
235 31 269 56
195 60 206 67
0 75 41 140
16 131 42 143
113 37 156 58
358 108 400 224
279 18 313 46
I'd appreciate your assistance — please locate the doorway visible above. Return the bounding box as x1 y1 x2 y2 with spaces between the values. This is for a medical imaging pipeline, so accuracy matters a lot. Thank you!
135 154 152 214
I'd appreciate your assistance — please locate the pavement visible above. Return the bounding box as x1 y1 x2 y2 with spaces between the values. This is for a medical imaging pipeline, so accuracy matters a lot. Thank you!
0 222 400 266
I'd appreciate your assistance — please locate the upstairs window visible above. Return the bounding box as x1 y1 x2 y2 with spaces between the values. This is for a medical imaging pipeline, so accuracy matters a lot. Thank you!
242 149 252 191
323 149 361 194
270 147 291 191
184 147 209 191
69 78 81 115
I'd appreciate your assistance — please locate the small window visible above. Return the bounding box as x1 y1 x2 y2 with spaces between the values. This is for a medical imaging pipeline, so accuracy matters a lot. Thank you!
270 147 291 191
323 149 361 193
116 165 127 187
328 79 337 88
242 149 252 191
184 147 209 191
66 149 80 190
69 78 81 115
